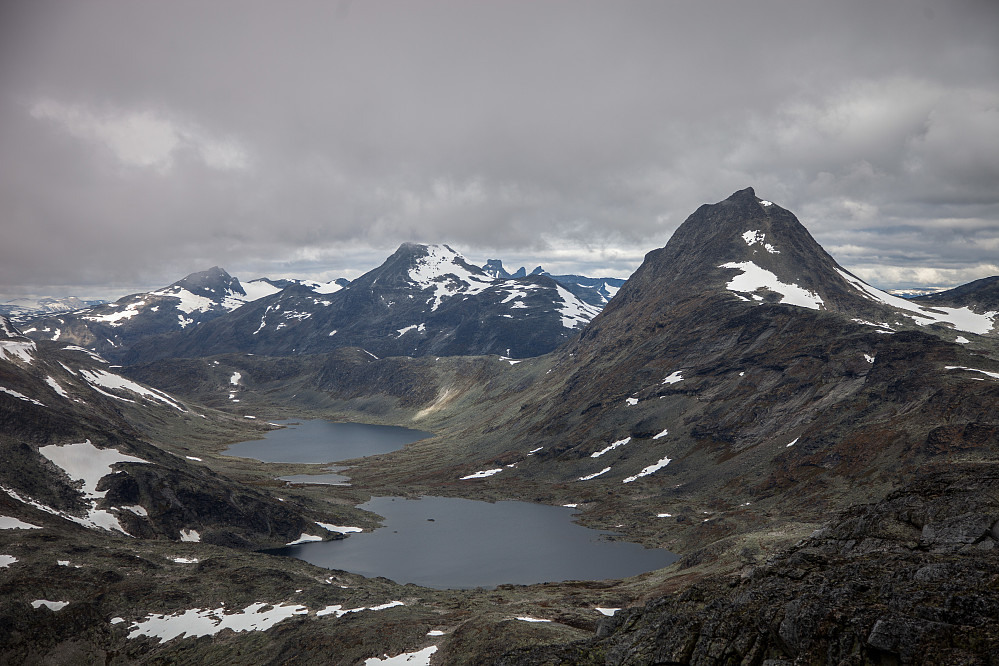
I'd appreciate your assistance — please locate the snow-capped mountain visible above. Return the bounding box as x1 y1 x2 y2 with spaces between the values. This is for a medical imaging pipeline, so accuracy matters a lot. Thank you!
127 243 604 362
480 259 626 307
18 267 346 362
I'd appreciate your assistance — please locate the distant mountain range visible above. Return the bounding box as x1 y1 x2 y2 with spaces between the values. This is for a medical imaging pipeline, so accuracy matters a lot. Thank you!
21 245 624 362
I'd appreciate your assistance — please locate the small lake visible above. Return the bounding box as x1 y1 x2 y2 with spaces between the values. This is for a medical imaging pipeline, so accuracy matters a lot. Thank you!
223 420 433 464
270 495 678 589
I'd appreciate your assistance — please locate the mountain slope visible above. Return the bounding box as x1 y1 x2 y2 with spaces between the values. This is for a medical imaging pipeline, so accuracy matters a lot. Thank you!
20 267 284 362
127 243 603 362
913 274 999 312
0 316 340 549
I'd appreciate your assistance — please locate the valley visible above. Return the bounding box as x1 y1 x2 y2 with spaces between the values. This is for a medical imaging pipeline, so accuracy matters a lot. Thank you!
2 190 998 664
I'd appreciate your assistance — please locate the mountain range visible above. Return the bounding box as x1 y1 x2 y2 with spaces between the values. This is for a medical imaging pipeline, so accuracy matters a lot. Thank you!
21 245 623 363
2 188 997 663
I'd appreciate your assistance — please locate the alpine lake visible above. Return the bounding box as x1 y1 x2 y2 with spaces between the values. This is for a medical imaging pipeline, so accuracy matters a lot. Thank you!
225 420 677 589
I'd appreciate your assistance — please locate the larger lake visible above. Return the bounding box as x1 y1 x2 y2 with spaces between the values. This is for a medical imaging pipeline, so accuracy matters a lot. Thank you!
223 420 433 463
271 495 678 589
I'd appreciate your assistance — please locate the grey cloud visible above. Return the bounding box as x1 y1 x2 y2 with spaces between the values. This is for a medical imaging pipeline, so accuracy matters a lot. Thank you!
1 0 998 296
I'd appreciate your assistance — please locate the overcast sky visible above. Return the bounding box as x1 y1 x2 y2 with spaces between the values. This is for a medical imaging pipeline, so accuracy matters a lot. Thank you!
1 0 997 299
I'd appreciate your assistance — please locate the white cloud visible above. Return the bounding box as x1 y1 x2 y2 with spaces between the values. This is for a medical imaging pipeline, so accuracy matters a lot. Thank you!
28 99 248 173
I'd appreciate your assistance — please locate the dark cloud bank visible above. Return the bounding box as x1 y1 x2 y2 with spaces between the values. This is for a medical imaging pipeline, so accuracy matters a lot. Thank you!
1 0 997 298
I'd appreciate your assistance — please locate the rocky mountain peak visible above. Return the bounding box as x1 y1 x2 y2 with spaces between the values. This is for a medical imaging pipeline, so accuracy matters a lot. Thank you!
586 189 998 345
168 266 246 298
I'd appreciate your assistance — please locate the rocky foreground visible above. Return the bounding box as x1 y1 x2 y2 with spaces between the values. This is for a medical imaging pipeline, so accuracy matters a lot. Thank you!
497 462 999 665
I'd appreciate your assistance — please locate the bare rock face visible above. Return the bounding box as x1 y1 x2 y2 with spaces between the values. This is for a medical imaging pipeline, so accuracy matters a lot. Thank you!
496 463 999 665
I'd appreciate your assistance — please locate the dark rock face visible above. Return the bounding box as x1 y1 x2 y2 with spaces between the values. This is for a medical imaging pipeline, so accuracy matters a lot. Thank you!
497 464 999 665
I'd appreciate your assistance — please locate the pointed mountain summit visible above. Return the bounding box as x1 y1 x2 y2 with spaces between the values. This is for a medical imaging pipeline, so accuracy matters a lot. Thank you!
598 187 996 341
164 266 246 299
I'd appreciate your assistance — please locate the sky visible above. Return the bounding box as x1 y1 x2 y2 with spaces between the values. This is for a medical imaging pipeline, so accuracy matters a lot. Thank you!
1 0 998 300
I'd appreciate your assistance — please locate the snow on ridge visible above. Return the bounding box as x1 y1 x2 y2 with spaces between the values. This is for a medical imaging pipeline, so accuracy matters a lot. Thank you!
79 368 186 411
719 261 823 310
554 284 601 329
836 269 997 335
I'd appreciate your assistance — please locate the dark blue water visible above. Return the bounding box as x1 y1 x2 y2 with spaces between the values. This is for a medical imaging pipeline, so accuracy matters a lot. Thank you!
271 495 677 589
223 420 433 463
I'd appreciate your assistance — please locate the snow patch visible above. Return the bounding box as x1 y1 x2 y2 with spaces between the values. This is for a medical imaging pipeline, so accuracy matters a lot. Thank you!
286 533 323 545
786 438 799 447
622 456 673 483
316 522 363 534
596 608 620 616
0 555 17 568
79 368 186 411
32 600 69 611
0 386 44 406
591 437 630 458
0 515 41 530
45 376 69 399
652 428 669 440
720 262 823 310
179 529 201 542
741 230 779 254
661 370 684 385
128 602 309 641
460 468 503 480
578 467 611 481
317 600 405 618
0 339 36 364
364 646 438 666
